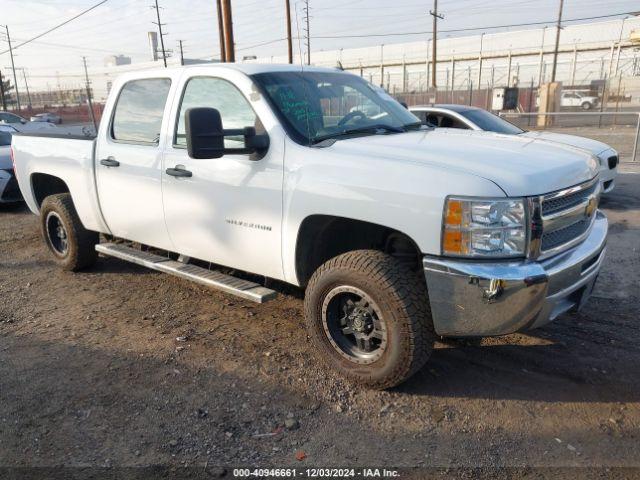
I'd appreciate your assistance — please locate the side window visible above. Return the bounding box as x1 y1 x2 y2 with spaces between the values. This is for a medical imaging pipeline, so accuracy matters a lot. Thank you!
111 78 171 144
175 77 259 148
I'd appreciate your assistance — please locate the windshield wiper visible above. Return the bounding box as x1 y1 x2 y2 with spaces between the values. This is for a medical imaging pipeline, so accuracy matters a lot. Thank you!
312 124 405 144
402 121 424 131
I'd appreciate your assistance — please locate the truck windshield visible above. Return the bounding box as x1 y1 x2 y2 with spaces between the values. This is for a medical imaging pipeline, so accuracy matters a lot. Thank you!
458 109 525 135
251 71 421 145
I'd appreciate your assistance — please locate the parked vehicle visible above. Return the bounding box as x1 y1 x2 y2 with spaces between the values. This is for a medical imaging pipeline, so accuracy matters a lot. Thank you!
561 91 600 110
12 65 607 388
30 112 62 124
0 125 22 203
410 104 618 193
0 111 28 125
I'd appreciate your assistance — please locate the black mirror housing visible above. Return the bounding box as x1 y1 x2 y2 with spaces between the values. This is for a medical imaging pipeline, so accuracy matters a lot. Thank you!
185 107 270 160
185 107 225 159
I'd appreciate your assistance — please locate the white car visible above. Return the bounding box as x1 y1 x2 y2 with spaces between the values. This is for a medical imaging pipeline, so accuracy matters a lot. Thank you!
0 125 22 203
12 64 607 389
30 112 62 124
410 104 618 193
561 91 600 110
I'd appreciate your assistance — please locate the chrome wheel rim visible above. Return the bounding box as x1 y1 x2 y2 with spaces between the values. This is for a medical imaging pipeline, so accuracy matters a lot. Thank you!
321 286 387 365
45 212 68 256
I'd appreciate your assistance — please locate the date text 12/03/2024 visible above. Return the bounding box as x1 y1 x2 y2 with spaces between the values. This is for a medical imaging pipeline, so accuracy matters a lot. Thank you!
232 468 401 478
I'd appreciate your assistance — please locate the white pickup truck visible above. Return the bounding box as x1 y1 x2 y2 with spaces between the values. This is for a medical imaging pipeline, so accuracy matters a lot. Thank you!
12 64 607 389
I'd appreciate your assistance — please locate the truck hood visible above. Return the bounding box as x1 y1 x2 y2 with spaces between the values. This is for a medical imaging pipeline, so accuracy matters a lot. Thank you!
326 128 599 197
520 130 611 157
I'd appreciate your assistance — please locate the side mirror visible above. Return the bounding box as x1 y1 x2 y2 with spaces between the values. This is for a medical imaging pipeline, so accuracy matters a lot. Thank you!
185 107 269 160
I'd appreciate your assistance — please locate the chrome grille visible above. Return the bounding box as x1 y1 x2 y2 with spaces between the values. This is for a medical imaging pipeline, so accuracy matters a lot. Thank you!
541 217 591 251
531 178 600 259
541 180 598 216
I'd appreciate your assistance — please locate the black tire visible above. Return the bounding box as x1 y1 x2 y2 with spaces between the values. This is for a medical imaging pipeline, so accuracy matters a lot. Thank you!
581 101 592 110
40 193 98 271
304 250 435 389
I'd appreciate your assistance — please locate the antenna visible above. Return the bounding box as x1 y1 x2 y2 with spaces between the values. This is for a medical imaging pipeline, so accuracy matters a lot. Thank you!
294 1 313 146
82 56 98 133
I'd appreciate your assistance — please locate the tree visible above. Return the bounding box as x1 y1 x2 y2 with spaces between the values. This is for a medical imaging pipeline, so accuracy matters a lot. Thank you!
0 72 15 110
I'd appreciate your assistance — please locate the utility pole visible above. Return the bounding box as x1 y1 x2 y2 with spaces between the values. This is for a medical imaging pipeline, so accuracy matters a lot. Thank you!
550 0 564 83
152 0 168 67
82 57 98 133
429 0 444 88
20 68 31 109
178 40 184 65
2 25 21 111
285 0 293 64
221 0 235 62
216 0 226 61
303 0 311 65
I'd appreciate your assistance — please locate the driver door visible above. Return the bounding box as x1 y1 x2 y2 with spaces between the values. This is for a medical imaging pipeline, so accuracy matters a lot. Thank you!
161 73 284 280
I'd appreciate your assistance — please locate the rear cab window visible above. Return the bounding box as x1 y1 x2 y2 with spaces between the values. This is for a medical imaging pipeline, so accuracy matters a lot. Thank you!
111 78 172 144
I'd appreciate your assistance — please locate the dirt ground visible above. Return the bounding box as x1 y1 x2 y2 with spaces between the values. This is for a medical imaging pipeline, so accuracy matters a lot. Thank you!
1 172 639 478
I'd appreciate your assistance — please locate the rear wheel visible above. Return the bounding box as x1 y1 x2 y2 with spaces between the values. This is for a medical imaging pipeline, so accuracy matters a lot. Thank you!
304 250 435 389
40 193 98 271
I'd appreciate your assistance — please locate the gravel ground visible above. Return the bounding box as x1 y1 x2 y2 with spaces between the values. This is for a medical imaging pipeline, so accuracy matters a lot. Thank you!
0 173 639 477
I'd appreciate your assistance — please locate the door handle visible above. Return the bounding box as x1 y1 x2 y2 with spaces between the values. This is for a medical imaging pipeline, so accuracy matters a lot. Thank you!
100 157 120 167
166 166 193 178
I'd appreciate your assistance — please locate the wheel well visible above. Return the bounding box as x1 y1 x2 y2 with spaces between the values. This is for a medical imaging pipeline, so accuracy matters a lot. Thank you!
295 215 422 286
31 173 70 208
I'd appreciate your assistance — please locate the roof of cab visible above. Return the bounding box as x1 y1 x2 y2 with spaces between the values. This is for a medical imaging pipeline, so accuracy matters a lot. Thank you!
123 63 345 78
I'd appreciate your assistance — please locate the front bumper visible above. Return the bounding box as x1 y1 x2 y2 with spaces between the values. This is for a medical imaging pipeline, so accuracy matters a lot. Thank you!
423 211 608 337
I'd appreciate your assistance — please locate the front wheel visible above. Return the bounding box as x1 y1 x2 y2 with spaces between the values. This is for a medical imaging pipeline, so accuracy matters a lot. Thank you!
581 101 593 110
40 193 98 271
304 250 435 389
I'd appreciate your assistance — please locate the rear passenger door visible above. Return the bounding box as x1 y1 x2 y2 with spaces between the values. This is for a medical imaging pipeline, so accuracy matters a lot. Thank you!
95 77 175 250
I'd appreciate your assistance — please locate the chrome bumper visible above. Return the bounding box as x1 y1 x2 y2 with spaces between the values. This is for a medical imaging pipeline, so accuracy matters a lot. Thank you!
423 211 608 337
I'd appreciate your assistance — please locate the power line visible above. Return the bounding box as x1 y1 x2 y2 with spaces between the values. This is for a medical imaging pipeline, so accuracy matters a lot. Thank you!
311 11 635 39
0 0 109 56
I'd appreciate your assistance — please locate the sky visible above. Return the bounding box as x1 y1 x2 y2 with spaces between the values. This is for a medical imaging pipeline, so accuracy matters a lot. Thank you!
1 0 638 91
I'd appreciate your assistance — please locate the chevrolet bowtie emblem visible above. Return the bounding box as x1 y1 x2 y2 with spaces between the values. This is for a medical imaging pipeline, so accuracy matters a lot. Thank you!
585 196 597 217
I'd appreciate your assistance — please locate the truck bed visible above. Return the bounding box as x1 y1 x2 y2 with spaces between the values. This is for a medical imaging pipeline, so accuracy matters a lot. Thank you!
11 132 108 234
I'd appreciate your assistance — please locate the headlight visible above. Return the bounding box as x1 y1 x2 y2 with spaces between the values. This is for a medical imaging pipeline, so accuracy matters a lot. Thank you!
442 197 526 258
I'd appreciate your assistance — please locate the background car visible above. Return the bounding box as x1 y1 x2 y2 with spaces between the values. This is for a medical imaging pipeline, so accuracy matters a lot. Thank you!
561 91 600 110
0 111 28 125
0 125 23 203
30 112 62 124
410 104 618 193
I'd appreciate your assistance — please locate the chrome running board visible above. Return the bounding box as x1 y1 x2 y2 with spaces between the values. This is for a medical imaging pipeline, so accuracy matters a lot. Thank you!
95 243 277 304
